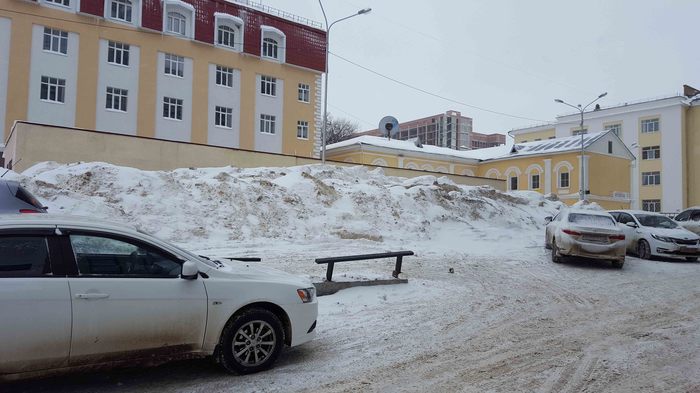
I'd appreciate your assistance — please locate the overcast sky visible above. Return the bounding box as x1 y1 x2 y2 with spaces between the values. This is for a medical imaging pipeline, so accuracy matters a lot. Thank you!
258 0 700 135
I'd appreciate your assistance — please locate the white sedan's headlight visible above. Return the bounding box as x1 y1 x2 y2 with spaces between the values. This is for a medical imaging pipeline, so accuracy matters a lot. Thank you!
297 287 316 303
651 233 674 243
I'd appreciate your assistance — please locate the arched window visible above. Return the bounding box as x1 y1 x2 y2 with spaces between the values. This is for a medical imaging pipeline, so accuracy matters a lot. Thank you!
167 11 187 36
262 38 278 59
218 25 235 48
109 0 132 22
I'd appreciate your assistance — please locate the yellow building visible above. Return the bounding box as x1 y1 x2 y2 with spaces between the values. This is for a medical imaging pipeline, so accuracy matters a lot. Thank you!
327 131 635 210
0 0 325 165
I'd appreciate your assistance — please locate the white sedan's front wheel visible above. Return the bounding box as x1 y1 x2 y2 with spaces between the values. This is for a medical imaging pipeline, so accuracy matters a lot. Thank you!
551 239 562 263
218 309 285 374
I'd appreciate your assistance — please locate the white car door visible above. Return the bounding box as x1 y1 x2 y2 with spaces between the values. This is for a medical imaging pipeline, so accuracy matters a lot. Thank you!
0 231 71 375
615 213 639 252
63 231 208 365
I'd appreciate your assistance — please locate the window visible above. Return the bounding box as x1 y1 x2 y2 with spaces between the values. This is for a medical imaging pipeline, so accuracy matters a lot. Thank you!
641 118 659 133
642 200 661 213
530 174 540 189
642 171 661 186
215 65 234 87
642 146 660 160
109 0 133 22
164 53 184 77
548 136 556 139
604 123 622 136
46 0 70 6
167 11 187 36
510 176 518 190
262 37 278 59
40 76 66 103
608 141 613 154
297 121 309 139
0 236 52 277
559 172 570 188
260 75 276 96
217 25 236 48
106 87 128 112
107 41 130 66
616 213 635 225
43 27 68 55
572 128 588 136
260 114 276 134
215 106 233 128
70 234 181 277
163 97 183 120
298 83 310 103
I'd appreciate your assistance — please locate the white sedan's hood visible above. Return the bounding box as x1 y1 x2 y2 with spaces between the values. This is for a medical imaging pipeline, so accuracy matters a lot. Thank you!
645 227 699 240
207 260 312 288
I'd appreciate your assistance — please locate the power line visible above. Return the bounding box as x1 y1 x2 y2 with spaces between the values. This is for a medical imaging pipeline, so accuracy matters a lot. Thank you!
327 104 375 128
329 51 548 123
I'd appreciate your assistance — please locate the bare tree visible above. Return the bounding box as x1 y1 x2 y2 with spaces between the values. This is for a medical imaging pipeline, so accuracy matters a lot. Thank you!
324 114 359 145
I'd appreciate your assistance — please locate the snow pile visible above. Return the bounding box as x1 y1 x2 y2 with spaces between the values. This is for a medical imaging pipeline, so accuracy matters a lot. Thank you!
571 199 605 211
8 162 564 257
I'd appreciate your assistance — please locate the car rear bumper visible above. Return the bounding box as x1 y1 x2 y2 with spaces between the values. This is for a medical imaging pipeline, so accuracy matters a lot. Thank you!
559 239 626 261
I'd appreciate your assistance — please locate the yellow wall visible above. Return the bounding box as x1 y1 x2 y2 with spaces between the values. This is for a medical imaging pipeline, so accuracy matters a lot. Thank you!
4 122 504 189
514 128 555 143
686 106 700 206
0 1 318 156
329 149 478 175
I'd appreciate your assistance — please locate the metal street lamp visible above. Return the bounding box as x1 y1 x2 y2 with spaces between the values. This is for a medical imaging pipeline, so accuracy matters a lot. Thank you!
318 1 371 164
554 92 607 201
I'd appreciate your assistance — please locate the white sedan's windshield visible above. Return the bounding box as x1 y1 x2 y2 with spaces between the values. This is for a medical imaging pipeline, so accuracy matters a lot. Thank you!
635 214 678 229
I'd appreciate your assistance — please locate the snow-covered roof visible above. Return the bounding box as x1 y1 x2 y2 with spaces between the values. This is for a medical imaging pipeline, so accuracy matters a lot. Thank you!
328 131 617 162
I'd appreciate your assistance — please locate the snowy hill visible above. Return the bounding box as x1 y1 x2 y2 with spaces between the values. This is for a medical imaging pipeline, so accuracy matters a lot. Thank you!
8 162 563 262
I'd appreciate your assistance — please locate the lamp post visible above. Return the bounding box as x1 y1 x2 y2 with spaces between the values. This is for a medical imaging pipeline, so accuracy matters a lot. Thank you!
318 1 371 164
554 92 607 201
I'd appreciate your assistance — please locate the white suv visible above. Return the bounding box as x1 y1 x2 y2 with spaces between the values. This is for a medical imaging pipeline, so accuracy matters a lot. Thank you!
0 215 317 380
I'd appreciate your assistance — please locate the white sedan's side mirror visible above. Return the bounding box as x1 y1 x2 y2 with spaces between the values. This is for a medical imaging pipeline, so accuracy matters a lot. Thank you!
181 261 198 280
544 216 553 224
625 222 638 228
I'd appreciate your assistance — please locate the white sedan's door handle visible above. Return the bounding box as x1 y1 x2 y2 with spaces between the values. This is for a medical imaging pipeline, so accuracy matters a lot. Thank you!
75 293 110 300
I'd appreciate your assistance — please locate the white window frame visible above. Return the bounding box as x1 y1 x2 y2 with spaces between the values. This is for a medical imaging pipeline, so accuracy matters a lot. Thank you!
214 13 244 52
215 65 234 88
298 83 310 103
105 0 136 24
509 176 518 191
105 86 128 112
260 75 277 96
260 114 276 134
43 0 71 8
642 199 661 213
530 173 540 189
297 120 309 139
260 25 286 63
572 128 588 136
43 27 68 55
604 123 622 137
163 96 183 120
641 145 660 160
215 106 233 129
641 118 660 133
40 76 66 104
107 41 130 66
642 171 661 186
164 53 184 77
559 171 570 189
162 0 195 39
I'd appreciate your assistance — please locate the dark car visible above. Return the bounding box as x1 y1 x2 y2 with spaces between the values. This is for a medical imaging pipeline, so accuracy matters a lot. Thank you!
0 180 47 214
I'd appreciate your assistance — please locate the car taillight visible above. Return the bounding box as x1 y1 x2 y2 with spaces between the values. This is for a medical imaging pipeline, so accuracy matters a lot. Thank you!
19 209 41 214
562 229 581 236
609 234 625 241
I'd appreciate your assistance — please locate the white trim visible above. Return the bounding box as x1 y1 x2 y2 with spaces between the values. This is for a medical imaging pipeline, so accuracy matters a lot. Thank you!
104 0 141 27
485 168 501 179
371 158 388 167
260 25 286 63
162 0 195 39
503 166 521 177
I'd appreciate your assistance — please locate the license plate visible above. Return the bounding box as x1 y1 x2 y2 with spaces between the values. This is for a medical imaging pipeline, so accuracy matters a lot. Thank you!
582 235 607 243
680 247 696 253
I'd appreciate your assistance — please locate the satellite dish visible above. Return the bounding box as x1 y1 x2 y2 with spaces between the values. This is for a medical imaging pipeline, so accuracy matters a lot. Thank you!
378 116 400 139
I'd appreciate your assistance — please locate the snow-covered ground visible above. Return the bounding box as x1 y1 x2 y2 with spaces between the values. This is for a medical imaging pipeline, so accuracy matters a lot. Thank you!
4 162 700 393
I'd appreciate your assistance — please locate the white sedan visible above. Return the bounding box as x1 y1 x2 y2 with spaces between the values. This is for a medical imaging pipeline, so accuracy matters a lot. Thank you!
609 210 700 261
545 209 626 268
0 215 317 380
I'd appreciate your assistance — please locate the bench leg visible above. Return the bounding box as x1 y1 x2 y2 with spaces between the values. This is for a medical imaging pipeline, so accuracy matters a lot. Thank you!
392 256 403 278
326 262 334 282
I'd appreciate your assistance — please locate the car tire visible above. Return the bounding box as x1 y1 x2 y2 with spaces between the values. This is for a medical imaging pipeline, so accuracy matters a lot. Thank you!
611 260 624 269
218 308 285 375
544 233 552 250
551 239 562 263
637 240 651 260
686 257 698 262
